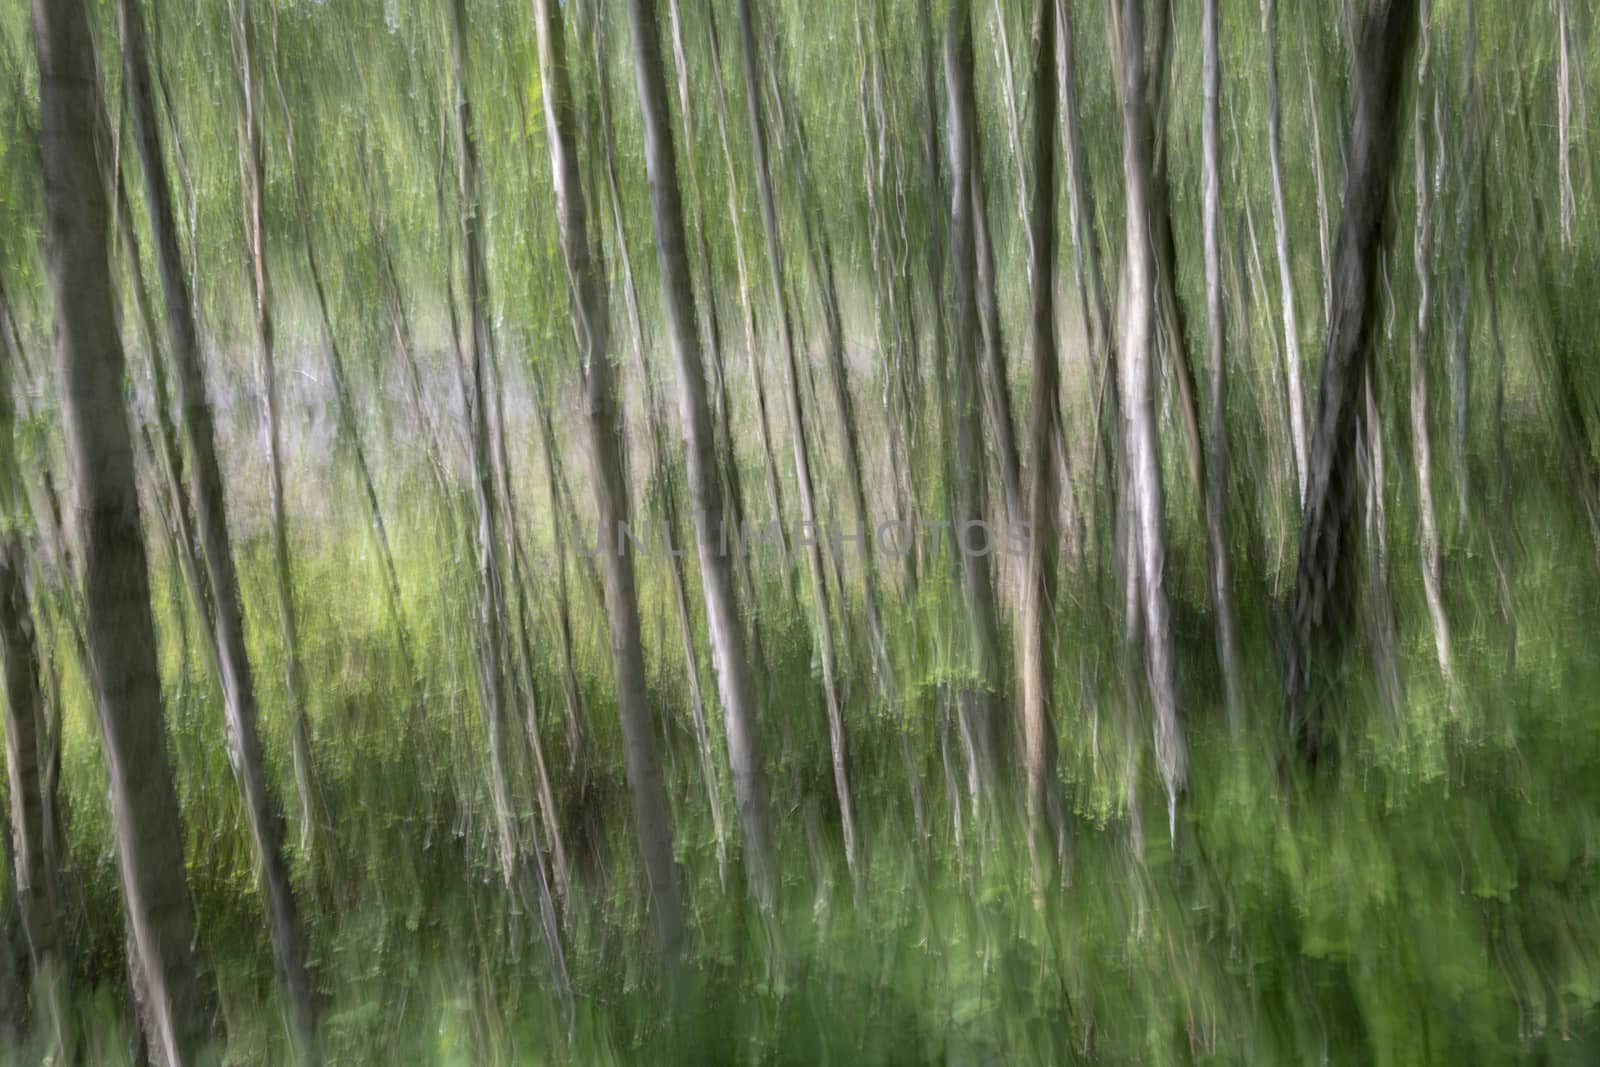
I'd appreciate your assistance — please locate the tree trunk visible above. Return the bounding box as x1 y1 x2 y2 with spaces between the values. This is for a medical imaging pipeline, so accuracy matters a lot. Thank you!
1298 0 1335 326
1407 10 1454 691
234 0 320 890
625 0 779 915
945 0 1007 808
446 0 569 999
703 6 798 609
532 375 591 770
1263 0 1311 506
665 0 760 614
1056 0 1121 585
127 0 317 1046
534 0 686 961
0 280 69 1054
734 0 861 883
1202 0 1245 725
1019 0 1063 903
1558 0 1575 248
30 0 220 1057
589 10 732 896
1447 0 1476 527
1112 0 1185 836
1482 157 1516 676
971 168 1025 531
1285 0 1419 758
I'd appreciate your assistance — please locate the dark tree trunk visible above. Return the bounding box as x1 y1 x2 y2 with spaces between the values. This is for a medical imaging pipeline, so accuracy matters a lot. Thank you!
30 0 220 1057
1285 0 1420 759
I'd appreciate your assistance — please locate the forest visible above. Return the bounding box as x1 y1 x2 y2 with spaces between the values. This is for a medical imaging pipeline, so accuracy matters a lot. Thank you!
1 0 1598 1061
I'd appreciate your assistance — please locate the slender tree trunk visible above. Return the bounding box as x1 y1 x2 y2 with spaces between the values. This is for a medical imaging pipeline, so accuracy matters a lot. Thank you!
1482 158 1516 676
1362 365 1403 714
446 0 569 999
534 0 686 962
0 509 68 1056
128 0 317 1047
1202 0 1245 725
1408 3 1453 690
665 0 759 613
31 0 220 1058
734 0 861 883
0 808 27 1044
945 0 1007 807
1113 0 1185 836
588 14 732 896
1299 0 1335 326
0 290 68 1054
235 0 317 883
626 0 779 915
1558 0 1575 248
1263 0 1310 506
1020 0 1063 904
1285 0 1419 758
971 169 1025 530
1056 0 1121 584
1141 5 1208 510
918 0 961 603
703 6 796 608
532 376 590 769
1448 0 1476 527
487 348 572 914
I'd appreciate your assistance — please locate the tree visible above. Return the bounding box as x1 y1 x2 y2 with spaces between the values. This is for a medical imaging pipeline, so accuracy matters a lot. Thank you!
1019 0 1062 900
1263 0 1310 506
1286 0 1420 759
123 0 316 1045
1406 0 1454 690
734 0 861 881
30 0 219 1058
445 0 569 995
625 0 779 915
945 0 1006 806
1202 0 1245 723
531 0 685 962
1112 0 1185 834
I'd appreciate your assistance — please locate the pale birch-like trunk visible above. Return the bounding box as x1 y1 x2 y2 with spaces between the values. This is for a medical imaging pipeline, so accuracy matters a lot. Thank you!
1558 0 1574 248
945 0 1007 811
1408 14 1454 691
1263 0 1311 506
626 0 780 914
1113 0 1185 836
